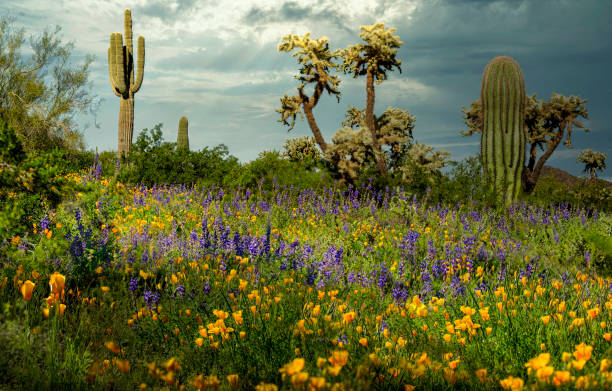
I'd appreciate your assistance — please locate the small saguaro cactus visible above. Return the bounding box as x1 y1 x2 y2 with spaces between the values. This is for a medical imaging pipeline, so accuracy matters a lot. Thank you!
480 56 526 206
108 9 145 158
177 116 189 150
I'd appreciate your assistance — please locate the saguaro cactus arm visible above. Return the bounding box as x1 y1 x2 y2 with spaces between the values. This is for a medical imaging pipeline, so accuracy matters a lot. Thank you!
107 48 121 97
109 33 127 95
131 35 145 93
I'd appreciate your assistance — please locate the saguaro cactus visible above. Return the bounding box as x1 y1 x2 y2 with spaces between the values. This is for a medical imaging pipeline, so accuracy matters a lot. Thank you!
480 56 526 206
177 116 189 150
108 9 145 158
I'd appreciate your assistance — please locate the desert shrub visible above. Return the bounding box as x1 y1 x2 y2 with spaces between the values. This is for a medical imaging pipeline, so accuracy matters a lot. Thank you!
527 174 612 213
233 150 336 192
117 124 241 188
0 118 73 238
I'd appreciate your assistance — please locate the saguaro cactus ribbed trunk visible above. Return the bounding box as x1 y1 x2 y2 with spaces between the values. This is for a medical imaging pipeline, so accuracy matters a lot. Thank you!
480 56 526 206
108 9 145 158
177 116 189 150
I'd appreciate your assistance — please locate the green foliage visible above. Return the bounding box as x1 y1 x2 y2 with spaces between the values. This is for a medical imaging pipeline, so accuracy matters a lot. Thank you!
0 16 96 153
526 174 612 213
235 150 335 192
118 123 240 187
0 118 72 238
480 56 526 206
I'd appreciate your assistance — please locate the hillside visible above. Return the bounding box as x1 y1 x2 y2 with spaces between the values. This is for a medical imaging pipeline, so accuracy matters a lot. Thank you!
540 165 612 190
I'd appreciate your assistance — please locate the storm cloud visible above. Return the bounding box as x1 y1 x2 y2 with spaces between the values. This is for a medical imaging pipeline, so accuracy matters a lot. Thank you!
1 0 609 179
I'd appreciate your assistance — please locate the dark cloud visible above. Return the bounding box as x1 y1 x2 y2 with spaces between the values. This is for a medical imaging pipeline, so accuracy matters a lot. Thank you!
132 0 206 23
242 1 354 35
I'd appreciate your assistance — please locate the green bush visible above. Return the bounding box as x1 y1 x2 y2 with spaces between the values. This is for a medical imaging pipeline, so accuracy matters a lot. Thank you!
0 118 73 239
117 124 241 188
233 150 336 192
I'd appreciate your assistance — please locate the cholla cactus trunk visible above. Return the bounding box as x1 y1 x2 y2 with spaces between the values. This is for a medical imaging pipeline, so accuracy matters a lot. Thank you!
480 56 526 206
108 9 145 158
177 116 189 150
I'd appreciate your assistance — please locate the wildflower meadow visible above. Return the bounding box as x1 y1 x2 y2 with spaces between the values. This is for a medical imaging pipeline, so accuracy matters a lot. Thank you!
1 166 611 390
1 6 611 390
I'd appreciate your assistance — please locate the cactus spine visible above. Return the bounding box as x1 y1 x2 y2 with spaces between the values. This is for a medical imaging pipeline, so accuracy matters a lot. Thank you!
480 56 526 206
177 116 189 150
108 9 145 158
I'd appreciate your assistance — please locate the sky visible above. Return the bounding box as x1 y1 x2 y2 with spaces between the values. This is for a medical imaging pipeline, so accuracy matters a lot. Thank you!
2 0 611 180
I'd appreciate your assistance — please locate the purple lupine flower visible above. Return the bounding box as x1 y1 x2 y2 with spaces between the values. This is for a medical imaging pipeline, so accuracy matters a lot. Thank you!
379 320 388 334
203 281 211 294
143 290 161 310
128 277 139 292
392 281 409 305
40 216 50 231
497 258 506 282
475 280 487 294
347 272 357 285
584 252 591 267
519 256 538 280
421 270 433 298
305 262 318 286
450 275 465 297
561 272 570 285
427 240 437 260
263 223 271 255
373 263 392 292
173 284 186 300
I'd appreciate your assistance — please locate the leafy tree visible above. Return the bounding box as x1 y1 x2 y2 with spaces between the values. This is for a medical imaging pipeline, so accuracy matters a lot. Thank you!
0 16 98 152
577 149 607 181
461 93 589 193
338 22 403 177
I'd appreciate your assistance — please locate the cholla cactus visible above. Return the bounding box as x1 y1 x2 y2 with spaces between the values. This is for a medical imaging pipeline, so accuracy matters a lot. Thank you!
327 105 417 182
282 136 321 162
398 142 450 184
577 149 607 181
327 127 370 181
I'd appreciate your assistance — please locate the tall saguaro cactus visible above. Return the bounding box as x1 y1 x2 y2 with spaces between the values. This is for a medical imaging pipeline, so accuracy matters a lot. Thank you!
177 116 189 150
108 9 145 158
480 56 526 206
